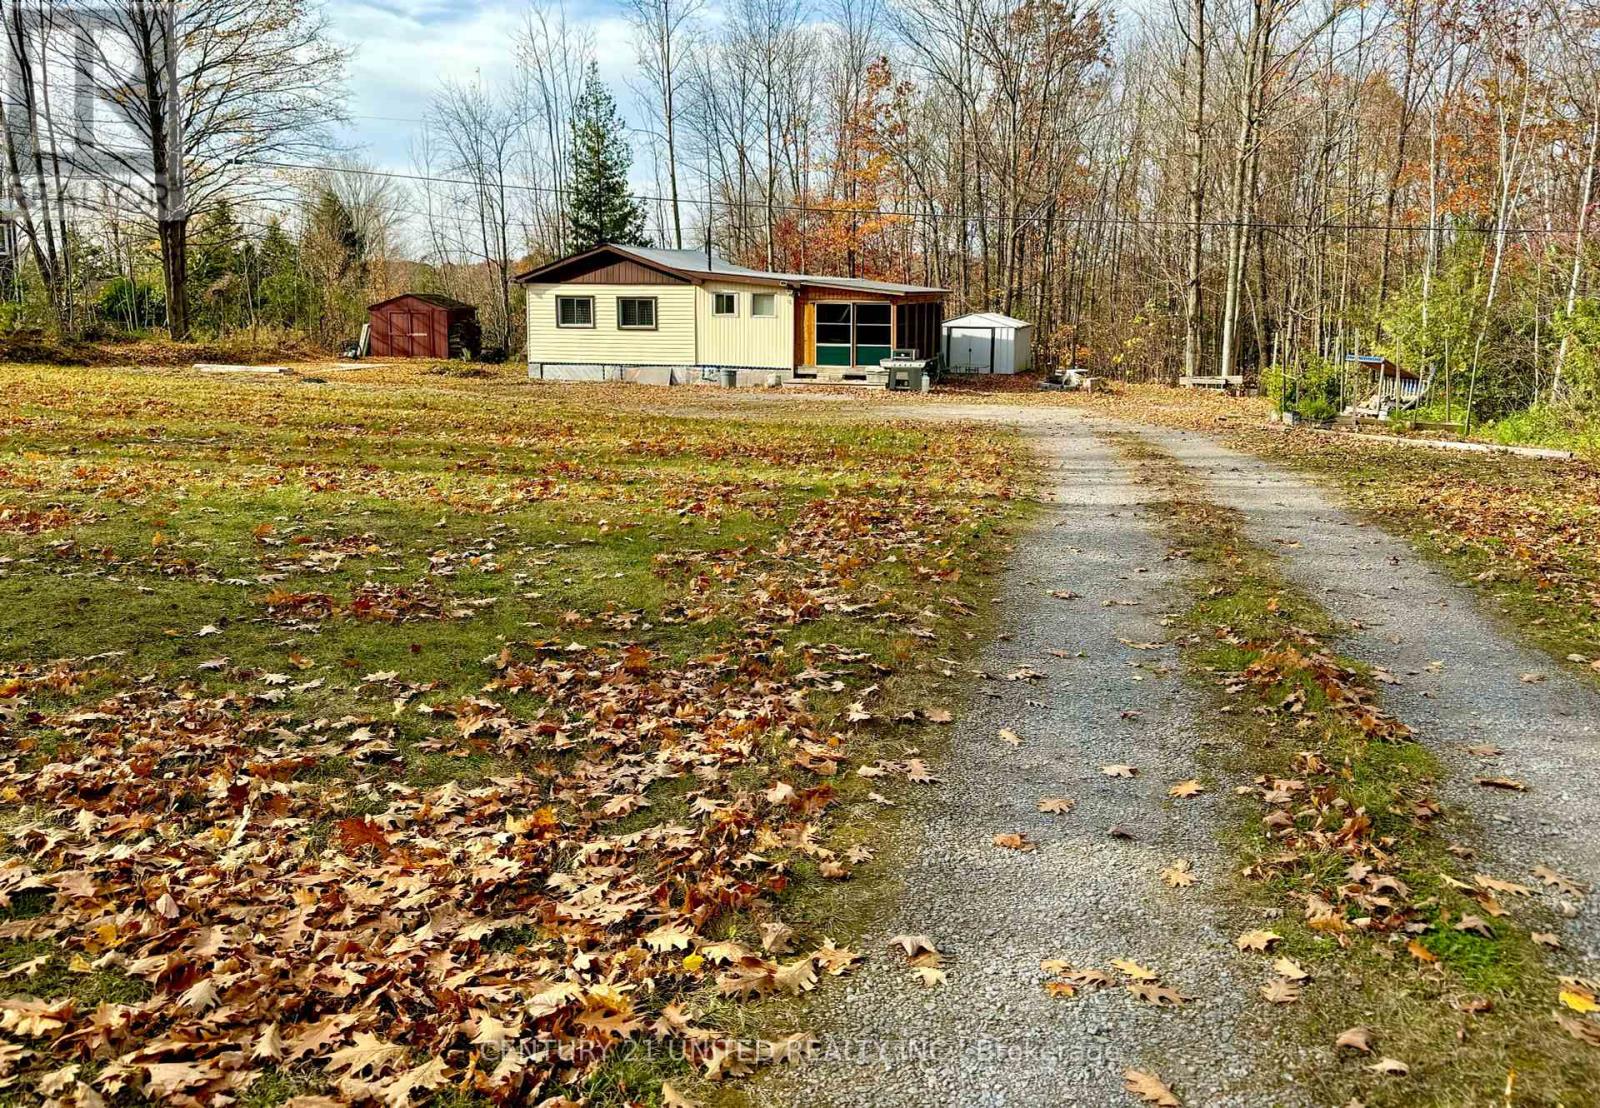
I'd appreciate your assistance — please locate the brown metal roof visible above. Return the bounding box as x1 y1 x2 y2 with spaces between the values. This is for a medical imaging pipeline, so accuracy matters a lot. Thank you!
513 244 945 296
369 292 477 313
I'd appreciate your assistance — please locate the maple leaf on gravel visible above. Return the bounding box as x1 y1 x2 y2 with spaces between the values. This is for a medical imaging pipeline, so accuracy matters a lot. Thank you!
1160 860 1194 888
1167 779 1205 798
1102 763 1138 777
1123 1067 1181 1106
1038 796 1075 813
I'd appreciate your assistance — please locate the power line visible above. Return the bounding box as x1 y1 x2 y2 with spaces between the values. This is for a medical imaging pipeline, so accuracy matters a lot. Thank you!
233 156 1576 238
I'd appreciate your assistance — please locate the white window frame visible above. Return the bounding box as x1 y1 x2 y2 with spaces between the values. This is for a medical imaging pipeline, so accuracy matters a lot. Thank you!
556 295 594 328
751 292 777 318
713 291 738 317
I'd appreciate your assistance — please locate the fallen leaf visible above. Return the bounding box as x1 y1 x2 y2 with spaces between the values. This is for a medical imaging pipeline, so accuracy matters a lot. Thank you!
1335 1027 1373 1053
992 832 1036 852
327 1032 407 1077
1533 864 1589 897
1475 776 1528 791
662 1081 702 1108
998 728 1022 746
1367 1058 1409 1077
1102 764 1138 777
1037 796 1075 814
1261 978 1301 1004
1235 930 1281 952
1556 1012 1600 1048
1560 988 1600 1014
1129 981 1187 1007
908 965 948 988
1123 1068 1180 1106
889 935 939 959
1160 860 1195 888
1271 957 1308 981
1406 939 1438 964
1168 779 1205 798
1110 958 1159 981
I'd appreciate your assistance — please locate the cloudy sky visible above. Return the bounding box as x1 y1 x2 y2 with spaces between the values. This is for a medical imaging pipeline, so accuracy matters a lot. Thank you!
323 0 641 179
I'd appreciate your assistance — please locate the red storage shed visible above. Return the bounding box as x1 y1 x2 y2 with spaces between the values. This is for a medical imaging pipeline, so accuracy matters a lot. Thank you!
368 294 481 359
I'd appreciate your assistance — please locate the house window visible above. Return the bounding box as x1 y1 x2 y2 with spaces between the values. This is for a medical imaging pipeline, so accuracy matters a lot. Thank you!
814 301 893 367
854 302 892 366
713 292 737 316
751 292 777 318
556 295 594 328
815 303 853 366
617 296 657 330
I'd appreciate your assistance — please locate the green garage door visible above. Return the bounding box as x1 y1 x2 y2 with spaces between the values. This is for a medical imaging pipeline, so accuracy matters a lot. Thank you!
815 302 892 367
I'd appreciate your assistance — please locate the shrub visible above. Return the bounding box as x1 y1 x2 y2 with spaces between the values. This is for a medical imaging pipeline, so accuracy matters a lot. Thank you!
1262 358 1345 421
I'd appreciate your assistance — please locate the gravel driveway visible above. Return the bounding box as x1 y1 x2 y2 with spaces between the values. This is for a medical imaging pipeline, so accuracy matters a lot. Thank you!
1134 427 1600 962
755 412 1296 1108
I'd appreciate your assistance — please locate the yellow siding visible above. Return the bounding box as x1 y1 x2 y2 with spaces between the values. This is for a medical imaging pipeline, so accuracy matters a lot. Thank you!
695 284 794 369
525 284 696 364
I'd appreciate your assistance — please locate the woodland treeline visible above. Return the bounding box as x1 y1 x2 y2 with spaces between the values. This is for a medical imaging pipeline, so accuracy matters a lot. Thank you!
5 0 1600 424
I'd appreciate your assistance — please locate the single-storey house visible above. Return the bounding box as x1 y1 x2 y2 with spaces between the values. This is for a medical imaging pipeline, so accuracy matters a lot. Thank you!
513 244 946 385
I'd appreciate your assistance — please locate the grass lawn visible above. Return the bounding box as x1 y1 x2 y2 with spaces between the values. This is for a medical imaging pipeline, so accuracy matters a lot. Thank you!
0 363 1023 1106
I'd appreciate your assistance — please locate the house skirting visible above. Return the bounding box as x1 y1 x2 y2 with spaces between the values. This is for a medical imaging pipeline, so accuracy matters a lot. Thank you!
529 363 792 387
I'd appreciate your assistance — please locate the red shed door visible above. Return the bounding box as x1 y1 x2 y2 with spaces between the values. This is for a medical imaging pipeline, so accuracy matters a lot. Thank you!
392 311 422 358
412 310 440 358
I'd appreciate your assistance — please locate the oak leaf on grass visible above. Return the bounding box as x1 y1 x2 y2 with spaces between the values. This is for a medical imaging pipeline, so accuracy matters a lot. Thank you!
1235 930 1281 952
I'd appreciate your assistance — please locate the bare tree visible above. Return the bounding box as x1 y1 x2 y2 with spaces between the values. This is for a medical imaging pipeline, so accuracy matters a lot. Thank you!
427 79 523 354
68 0 347 339
0 0 72 319
629 0 702 249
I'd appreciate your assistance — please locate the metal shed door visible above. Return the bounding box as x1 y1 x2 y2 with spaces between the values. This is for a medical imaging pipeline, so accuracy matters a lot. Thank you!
949 329 995 373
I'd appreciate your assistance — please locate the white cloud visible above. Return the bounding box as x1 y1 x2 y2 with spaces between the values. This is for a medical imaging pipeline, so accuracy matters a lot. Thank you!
326 0 650 182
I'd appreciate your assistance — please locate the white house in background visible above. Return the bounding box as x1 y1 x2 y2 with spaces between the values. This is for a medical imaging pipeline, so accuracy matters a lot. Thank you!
942 312 1034 375
513 243 946 385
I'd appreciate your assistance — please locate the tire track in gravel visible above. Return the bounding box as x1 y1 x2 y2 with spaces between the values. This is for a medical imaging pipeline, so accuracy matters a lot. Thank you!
1131 426 1600 964
756 412 1298 1108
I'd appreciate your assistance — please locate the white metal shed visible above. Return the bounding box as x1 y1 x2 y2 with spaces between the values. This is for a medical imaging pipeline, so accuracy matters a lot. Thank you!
942 312 1033 375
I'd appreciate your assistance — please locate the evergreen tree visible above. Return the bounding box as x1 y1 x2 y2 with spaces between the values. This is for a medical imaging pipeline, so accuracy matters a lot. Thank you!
568 63 649 251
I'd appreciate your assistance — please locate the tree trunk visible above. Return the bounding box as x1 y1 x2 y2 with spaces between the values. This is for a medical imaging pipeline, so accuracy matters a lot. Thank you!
1182 0 1206 380
1552 84 1600 401
159 218 189 340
